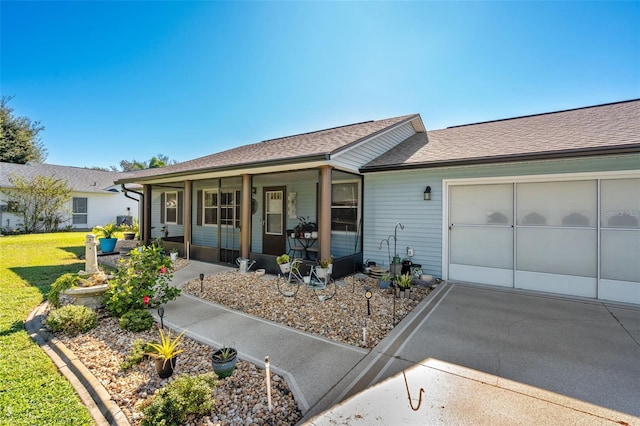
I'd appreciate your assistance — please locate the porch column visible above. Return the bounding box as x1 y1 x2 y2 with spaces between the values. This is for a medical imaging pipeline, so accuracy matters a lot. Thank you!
142 184 152 244
241 174 251 258
183 180 192 257
318 165 332 262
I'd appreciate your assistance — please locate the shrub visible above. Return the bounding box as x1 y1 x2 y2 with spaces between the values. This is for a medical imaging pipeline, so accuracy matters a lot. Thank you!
141 373 218 426
105 244 180 316
46 305 97 335
121 338 154 371
47 273 80 308
119 309 154 332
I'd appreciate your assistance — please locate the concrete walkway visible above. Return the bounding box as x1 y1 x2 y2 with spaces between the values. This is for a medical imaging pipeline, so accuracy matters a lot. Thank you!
156 261 368 414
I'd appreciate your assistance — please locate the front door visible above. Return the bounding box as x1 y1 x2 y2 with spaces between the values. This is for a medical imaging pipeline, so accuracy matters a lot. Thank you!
263 186 286 255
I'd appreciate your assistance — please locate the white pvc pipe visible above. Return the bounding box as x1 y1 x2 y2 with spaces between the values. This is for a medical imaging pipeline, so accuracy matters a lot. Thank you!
265 356 272 412
362 327 367 346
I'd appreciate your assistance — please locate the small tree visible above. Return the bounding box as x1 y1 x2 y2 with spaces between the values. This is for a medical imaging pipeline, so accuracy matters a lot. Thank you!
3 174 72 233
0 96 47 164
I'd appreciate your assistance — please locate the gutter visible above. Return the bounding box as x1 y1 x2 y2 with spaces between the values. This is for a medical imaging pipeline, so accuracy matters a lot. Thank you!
359 145 640 173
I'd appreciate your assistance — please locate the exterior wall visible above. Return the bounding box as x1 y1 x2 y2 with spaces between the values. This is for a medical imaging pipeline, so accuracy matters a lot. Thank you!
331 122 416 172
362 154 640 279
150 188 184 240
192 180 218 247
0 189 138 231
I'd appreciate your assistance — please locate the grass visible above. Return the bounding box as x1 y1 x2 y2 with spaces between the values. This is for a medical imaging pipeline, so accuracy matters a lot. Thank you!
0 232 95 426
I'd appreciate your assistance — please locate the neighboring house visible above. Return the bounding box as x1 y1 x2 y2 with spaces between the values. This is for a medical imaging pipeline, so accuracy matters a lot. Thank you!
116 99 640 305
0 162 140 232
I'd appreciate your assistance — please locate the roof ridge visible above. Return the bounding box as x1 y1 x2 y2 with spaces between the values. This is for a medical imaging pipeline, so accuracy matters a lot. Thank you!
258 114 416 144
447 98 640 129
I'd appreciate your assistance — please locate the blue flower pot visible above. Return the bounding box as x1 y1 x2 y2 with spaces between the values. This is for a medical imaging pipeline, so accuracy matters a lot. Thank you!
212 348 238 378
99 238 117 253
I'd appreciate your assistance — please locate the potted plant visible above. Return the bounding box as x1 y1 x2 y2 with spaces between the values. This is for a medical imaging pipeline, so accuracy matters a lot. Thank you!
396 273 412 298
93 223 121 253
146 326 186 379
211 346 238 378
276 254 291 273
378 271 391 289
123 218 139 240
169 248 178 261
316 256 332 279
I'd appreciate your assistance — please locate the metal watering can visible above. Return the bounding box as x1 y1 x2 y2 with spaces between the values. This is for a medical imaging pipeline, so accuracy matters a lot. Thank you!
236 257 256 274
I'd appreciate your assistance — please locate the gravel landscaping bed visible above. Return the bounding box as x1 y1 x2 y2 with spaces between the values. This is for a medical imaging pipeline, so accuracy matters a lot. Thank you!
183 271 433 350
53 245 434 425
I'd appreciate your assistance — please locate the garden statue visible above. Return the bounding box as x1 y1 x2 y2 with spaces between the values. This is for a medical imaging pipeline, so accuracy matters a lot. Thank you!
84 233 100 275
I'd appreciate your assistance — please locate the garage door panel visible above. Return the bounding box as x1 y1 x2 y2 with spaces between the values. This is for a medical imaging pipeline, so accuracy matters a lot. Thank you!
517 181 597 227
601 230 640 282
516 228 597 277
451 226 513 269
516 271 597 298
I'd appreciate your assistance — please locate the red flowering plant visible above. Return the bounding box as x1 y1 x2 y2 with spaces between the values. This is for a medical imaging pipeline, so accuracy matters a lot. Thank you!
105 244 180 317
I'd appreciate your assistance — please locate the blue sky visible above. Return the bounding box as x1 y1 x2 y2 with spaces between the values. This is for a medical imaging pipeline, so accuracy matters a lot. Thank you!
2 1 639 169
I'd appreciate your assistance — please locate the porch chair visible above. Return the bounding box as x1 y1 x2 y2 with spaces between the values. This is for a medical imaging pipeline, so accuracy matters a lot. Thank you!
287 230 305 258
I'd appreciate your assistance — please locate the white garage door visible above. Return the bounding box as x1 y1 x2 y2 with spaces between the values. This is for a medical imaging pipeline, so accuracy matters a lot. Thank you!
448 177 640 304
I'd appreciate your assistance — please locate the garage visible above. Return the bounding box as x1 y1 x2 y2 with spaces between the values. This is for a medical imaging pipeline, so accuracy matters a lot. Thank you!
447 175 640 304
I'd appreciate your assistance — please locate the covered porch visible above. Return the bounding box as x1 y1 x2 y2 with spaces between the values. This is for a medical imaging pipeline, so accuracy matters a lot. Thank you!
141 167 363 277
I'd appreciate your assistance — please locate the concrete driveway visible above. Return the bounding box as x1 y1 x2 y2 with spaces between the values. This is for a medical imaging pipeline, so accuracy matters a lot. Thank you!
307 282 640 422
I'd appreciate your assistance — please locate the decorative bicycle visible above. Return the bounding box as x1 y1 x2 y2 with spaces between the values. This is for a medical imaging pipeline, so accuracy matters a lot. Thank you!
276 258 304 297
306 264 337 301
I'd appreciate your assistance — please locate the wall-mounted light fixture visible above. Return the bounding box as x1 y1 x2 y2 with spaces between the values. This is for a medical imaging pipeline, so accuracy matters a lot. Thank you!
423 186 432 201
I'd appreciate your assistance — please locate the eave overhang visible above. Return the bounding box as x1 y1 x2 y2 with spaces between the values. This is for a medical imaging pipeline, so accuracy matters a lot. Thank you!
359 144 640 173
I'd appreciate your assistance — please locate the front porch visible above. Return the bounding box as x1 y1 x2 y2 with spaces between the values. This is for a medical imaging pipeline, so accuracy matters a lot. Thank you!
144 168 363 278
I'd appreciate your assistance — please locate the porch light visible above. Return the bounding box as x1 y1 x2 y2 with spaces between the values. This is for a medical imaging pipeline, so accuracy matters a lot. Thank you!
423 186 432 201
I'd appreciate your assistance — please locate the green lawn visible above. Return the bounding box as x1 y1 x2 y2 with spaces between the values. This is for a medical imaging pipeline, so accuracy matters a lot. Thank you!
0 232 95 426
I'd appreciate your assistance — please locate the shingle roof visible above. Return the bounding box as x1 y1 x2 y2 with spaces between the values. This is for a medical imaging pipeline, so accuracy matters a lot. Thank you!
0 162 123 192
118 114 418 181
362 99 640 171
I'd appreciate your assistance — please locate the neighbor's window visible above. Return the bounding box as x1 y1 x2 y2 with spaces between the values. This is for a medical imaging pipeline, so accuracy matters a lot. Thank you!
331 182 359 232
203 190 218 225
72 197 88 225
165 191 178 224
7 200 19 213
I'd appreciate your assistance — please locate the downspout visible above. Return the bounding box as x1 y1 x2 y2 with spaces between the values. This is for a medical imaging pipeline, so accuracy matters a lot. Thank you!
121 184 143 239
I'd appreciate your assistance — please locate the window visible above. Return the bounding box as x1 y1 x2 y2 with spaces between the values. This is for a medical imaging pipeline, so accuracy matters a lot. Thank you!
165 191 178 224
201 189 240 227
331 182 359 232
7 200 19 213
203 190 217 225
72 197 88 224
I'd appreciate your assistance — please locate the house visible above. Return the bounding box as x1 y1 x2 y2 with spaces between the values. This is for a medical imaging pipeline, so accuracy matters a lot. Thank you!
0 162 141 232
115 99 640 305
